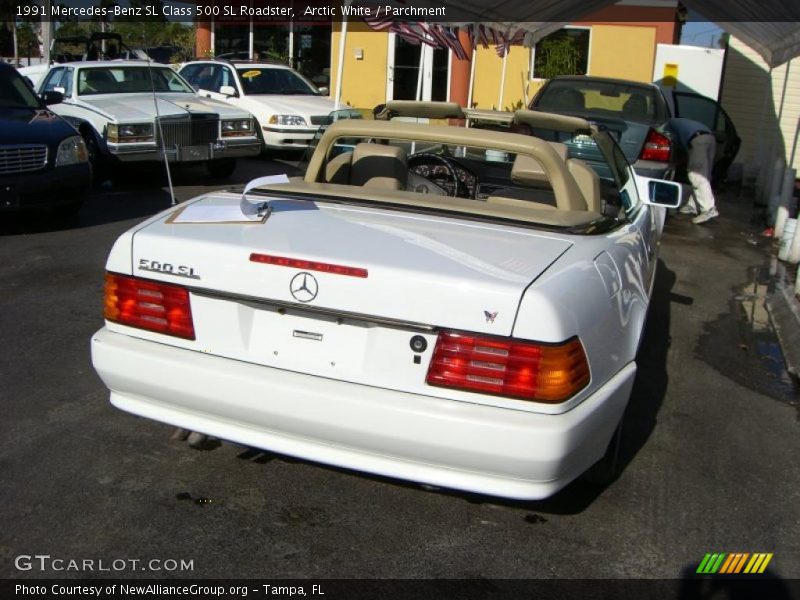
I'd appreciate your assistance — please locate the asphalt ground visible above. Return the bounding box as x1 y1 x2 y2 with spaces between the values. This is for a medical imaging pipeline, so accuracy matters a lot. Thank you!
1 159 798 582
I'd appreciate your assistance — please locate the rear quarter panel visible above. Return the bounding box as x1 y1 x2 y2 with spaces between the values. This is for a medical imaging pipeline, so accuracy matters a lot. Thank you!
513 225 651 401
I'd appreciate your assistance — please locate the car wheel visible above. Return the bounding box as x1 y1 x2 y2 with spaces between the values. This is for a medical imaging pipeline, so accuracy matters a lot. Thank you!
206 158 237 178
253 119 271 159
583 418 623 486
82 131 106 185
52 199 84 219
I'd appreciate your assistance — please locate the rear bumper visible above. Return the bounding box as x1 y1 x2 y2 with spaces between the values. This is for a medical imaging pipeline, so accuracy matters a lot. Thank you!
0 163 91 210
632 159 672 180
91 327 636 500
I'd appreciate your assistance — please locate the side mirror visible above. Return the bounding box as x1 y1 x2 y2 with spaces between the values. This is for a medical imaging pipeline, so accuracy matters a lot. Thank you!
318 86 329 96
219 85 238 97
638 176 682 208
41 91 64 106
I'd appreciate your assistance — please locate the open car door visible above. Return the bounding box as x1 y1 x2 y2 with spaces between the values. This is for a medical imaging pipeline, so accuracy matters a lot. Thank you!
670 91 741 184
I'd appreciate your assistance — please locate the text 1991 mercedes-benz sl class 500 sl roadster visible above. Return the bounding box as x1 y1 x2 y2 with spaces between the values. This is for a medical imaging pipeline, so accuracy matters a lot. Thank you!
91 104 681 500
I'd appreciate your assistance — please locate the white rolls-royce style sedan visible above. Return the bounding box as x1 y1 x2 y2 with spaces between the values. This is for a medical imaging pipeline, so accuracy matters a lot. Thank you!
38 61 261 178
91 104 680 500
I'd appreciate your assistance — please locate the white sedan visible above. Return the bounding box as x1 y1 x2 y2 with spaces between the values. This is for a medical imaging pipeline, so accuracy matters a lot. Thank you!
38 61 261 178
91 106 680 500
178 60 347 152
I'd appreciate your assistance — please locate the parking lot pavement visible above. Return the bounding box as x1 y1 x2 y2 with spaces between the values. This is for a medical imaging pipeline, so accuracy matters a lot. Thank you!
1 174 798 580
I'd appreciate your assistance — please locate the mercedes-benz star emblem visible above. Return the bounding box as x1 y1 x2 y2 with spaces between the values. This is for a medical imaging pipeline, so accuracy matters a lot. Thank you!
290 272 318 303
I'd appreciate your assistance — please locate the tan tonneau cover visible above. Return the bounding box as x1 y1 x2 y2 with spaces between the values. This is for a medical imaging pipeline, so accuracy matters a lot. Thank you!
252 180 602 228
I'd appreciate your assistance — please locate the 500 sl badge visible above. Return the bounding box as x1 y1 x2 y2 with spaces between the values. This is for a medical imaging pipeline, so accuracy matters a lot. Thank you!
138 259 200 279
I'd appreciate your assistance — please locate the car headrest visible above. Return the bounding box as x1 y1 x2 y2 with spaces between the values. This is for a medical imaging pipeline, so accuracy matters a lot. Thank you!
511 142 569 186
350 143 408 190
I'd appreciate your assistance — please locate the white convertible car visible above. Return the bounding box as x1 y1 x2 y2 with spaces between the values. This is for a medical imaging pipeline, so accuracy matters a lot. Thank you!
38 60 261 177
91 105 680 500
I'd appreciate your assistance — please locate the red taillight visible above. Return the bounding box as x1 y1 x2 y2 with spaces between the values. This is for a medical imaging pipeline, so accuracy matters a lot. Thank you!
425 331 590 403
250 253 368 278
104 273 195 340
640 129 671 162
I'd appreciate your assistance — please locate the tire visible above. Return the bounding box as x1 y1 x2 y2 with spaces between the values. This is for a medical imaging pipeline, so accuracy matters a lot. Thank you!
206 158 237 178
51 198 84 219
253 119 271 159
583 418 623 486
82 131 106 185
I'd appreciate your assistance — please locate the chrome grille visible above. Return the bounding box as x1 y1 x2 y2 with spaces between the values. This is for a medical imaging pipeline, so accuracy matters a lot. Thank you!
0 145 48 174
157 119 219 148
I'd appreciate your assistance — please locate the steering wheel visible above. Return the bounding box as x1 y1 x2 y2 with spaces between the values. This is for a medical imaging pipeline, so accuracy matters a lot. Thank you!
408 153 461 198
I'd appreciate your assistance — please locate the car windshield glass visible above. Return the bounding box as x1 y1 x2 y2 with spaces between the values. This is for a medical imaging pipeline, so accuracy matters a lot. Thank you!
237 68 319 95
536 80 656 123
0 70 41 108
77 66 194 95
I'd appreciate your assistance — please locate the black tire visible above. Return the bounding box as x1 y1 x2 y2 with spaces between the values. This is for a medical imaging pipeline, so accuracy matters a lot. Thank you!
51 198 84 219
206 158 237 178
253 119 271 159
82 131 106 185
583 419 623 486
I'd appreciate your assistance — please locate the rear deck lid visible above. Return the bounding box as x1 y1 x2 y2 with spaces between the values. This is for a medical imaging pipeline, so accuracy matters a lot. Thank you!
130 193 573 336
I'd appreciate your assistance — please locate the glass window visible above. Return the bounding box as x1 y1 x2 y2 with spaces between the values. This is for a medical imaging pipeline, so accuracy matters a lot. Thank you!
236 67 319 95
41 68 65 93
673 92 732 135
531 28 590 79
214 24 249 58
292 24 331 88
0 69 41 108
181 64 220 91
77 67 194 95
535 80 657 123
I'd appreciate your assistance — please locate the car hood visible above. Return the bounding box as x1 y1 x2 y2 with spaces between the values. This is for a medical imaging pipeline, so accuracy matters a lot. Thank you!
0 107 77 145
239 94 338 120
80 93 250 121
129 193 573 336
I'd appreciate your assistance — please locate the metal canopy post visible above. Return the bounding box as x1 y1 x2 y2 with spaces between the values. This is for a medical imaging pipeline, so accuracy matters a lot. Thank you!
333 8 349 110
497 47 508 110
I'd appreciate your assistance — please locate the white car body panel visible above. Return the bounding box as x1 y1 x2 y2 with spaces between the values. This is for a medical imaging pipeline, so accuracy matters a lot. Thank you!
179 62 340 149
39 61 260 163
17 63 48 87
92 327 635 500
91 119 669 499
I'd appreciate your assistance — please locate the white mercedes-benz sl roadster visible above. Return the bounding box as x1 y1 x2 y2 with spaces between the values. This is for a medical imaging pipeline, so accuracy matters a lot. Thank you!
91 103 680 500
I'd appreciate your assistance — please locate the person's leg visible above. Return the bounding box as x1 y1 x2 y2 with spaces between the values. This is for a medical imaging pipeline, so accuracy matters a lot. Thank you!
689 135 716 214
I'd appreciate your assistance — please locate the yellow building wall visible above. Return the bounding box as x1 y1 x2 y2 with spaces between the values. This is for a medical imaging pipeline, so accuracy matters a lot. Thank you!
587 25 656 82
330 23 388 110
331 24 658 111
471 45 531 110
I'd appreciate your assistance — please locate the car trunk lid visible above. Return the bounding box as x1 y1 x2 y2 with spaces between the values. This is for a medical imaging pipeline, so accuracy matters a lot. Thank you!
130 194 572 337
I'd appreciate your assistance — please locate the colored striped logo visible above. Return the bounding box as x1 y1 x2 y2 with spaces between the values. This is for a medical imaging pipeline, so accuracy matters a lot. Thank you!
696 553 774 574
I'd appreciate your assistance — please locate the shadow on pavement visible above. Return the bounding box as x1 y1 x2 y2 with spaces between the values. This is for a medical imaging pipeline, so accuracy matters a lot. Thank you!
0 157 304 236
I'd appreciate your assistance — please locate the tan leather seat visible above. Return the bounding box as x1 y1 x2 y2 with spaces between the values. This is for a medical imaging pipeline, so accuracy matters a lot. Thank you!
566 158 602 213
349 143 408 190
